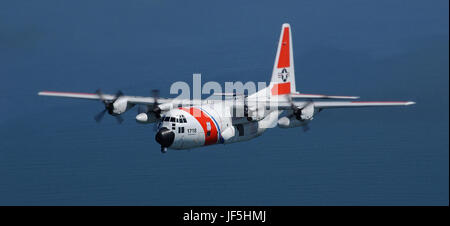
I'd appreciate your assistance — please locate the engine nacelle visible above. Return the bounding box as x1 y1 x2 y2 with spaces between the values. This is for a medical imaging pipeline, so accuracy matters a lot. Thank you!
278 104 315 128
278 116 309 128
112 98 133 114
279 103 315 128
294 103 314 121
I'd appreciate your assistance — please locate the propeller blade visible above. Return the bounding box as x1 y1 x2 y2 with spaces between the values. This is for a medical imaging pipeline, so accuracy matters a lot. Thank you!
96 89 107 102
94 109 107 122
151 89 161 118
303 124 310 132
152 107 162 119
111 90 124 103
115 115 124 124
152 89 160 99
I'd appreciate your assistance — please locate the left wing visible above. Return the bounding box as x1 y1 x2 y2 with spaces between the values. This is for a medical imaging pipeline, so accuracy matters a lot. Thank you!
259 99 415 110
313 101 416 109
290 93 359 100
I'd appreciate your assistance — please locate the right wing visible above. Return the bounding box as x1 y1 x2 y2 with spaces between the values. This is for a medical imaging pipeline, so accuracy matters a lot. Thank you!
38 91 111 100
38 91 170 105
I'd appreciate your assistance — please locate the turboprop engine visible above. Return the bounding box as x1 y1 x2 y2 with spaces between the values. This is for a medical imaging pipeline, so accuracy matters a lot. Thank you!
135 89 172 124
278 103 315 128
94 90 134 123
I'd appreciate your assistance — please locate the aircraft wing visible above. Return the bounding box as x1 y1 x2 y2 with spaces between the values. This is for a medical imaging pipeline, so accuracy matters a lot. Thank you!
262 100 415 110
290 93 359 99
312 101 416 109
38 91 170 105
38 91 112 100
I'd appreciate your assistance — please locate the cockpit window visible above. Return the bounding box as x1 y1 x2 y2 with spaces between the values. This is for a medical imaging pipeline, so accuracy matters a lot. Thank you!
179 115 187 123
163 115 187 123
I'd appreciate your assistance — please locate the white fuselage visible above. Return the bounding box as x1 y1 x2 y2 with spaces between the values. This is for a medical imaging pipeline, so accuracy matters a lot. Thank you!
158 101 279 150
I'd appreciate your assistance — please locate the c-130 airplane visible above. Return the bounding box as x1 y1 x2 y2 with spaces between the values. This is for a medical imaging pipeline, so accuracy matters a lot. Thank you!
39 23 415 153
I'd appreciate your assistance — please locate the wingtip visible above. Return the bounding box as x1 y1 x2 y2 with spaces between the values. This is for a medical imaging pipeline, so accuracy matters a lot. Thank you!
406 101 416 105
282 23 291 28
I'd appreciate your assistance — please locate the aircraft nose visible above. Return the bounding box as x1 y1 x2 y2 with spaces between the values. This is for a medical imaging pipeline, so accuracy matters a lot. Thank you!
155 127 175 148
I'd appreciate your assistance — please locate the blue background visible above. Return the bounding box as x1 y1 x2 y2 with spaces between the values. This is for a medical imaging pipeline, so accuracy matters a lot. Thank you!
0 0 448 205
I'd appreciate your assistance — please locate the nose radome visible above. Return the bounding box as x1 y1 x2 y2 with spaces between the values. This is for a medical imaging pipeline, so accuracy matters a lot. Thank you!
155 127 175 148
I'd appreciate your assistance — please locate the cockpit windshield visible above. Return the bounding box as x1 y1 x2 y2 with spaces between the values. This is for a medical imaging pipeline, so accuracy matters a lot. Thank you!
162 115 187 123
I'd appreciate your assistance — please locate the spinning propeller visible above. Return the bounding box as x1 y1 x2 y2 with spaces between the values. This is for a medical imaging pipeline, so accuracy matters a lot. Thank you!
94 89 124 123
288 94 315 132
138 89 162 118
137 89 162 131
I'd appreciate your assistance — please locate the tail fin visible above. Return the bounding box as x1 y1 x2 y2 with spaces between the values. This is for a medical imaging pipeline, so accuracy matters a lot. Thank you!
270 23 296 96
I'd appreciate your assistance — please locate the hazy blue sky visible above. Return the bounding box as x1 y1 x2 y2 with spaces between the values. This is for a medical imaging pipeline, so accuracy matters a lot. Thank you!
0 0 448 205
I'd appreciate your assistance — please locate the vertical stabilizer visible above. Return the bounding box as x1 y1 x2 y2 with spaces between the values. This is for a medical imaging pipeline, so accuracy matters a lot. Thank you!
269 23 296 96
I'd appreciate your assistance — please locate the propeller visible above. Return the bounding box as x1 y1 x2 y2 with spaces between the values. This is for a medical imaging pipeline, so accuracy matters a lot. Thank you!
288 94 313 132
140 89 161 118
136 89 161 131
293 101 314 121
94 89 124 123
302 124 310 132
151 89 162 119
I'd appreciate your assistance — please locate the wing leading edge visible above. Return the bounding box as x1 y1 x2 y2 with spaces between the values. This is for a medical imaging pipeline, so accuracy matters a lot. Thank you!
312 101 416 109
38 91 171 106
38 91 108 100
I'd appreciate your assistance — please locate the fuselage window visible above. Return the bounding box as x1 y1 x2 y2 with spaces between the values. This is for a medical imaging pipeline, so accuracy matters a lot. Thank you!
170 117 176 122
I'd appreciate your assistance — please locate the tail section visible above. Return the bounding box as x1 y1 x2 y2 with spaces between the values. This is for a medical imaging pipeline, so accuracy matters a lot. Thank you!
270 23 296 96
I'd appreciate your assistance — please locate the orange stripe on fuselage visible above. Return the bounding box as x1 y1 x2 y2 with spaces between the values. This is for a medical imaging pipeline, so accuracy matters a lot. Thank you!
277 27 290 68
179 107 218 146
